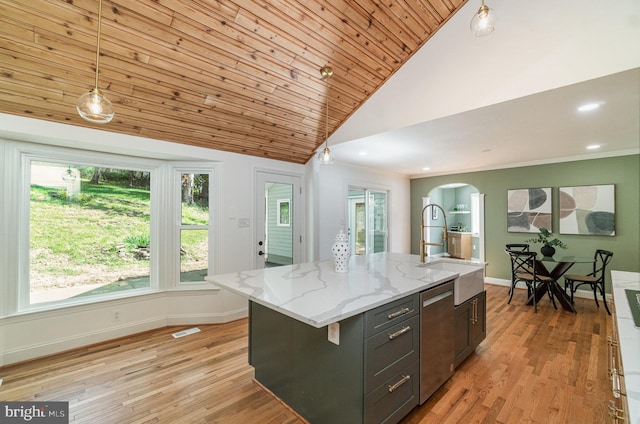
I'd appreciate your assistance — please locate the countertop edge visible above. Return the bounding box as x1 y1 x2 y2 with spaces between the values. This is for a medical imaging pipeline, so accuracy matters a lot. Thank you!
209 270 459 328
207 253 486 328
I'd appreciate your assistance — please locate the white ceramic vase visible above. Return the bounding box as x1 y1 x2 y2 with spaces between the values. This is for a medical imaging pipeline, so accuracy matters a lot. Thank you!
331 230 351 273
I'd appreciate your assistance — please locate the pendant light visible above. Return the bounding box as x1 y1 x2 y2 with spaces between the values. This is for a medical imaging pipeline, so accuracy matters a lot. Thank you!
76 0 114 123
470 0 496 37
61 166 77 182
317 66 334 165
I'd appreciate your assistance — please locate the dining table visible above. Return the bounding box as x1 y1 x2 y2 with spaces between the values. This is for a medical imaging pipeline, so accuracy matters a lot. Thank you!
527 255 595 312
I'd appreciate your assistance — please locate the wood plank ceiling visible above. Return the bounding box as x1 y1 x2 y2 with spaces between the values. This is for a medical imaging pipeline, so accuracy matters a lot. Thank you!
0 0 467 164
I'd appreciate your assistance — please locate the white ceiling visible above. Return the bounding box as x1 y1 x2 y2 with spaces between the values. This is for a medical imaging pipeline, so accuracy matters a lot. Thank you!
328 0 640 177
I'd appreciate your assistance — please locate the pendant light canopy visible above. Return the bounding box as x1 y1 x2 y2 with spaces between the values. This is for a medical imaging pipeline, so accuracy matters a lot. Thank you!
470 0 496 37
76 0 114 124
317 66 335 165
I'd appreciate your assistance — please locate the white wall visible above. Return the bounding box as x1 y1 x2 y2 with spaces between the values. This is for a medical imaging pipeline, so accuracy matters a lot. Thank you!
308 158 411 261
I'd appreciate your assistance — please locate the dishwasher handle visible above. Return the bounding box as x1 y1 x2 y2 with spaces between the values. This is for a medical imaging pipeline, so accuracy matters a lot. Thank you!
422 290 453 307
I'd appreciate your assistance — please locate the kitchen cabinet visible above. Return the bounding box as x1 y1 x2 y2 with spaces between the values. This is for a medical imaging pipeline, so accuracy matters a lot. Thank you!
249 293 421 424
448 232 472 260
210 253 487 424
454 291 486 368
608 302 628 423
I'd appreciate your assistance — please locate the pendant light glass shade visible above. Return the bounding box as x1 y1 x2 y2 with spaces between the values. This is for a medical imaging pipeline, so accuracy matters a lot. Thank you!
77 88 114 123
317 146 334 165
317 66 334 165
470 2 495 37
77 0 114 124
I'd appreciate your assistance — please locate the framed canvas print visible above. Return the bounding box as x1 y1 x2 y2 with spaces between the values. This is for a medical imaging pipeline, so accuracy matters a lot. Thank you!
559 184 615 235
507 187 552 233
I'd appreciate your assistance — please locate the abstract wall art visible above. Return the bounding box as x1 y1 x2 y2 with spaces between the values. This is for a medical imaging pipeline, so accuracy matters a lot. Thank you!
559 184 615 235
507 187 552 233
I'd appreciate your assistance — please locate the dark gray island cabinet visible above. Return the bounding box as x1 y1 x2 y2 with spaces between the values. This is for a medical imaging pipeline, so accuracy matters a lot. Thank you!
250 293 421 424
454 291 487 368
208 253 486 424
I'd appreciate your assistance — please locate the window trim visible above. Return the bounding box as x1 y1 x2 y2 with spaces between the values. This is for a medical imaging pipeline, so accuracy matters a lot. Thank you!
19 148 161 312
0 141 220 318
173 165 217 288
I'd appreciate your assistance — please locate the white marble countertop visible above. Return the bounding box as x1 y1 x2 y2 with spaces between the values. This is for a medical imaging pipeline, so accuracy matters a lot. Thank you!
611 270 640 423
207 252 478 328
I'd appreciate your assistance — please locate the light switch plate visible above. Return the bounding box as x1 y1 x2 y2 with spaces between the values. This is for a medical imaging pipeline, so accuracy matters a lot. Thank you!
328 322 340 345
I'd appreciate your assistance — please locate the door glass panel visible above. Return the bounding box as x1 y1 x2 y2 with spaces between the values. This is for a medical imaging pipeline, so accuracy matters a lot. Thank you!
264 182 293 267
368 191 387 253
348 189 366 255
349 188 387 255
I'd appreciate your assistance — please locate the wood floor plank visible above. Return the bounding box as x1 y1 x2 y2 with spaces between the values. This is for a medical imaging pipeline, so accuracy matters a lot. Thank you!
0 284 612 423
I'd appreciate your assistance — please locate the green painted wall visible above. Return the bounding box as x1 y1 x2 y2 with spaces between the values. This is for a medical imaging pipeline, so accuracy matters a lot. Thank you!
411 155 640 291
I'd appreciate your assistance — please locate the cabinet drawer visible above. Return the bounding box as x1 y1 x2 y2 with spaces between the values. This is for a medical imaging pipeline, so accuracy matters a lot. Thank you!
364 294 419 337
364 315 420 393
364 360 419 424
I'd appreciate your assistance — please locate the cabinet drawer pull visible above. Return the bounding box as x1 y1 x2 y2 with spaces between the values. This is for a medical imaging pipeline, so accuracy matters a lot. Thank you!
608 400 625 421
387 307 410 319
388 326 411 340
612 369 621 398
607 336 614 376
611 369 626 399
387 375 411 393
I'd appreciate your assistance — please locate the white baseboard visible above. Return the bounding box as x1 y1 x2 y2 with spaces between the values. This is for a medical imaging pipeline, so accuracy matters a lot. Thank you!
1 309 248 366
166 308 247 325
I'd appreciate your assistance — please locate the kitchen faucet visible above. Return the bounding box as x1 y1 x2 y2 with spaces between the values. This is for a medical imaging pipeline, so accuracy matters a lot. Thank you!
419 204 448 263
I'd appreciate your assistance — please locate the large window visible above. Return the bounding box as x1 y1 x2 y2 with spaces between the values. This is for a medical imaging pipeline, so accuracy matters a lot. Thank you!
178 171 212 283
27 160 153 306
1 142 218 315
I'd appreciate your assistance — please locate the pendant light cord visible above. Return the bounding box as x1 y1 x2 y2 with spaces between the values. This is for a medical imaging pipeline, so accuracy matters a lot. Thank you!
325 75 329 148
94 0 104 90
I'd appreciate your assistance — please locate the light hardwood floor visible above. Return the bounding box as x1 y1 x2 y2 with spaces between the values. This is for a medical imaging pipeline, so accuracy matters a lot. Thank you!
0 284 612 423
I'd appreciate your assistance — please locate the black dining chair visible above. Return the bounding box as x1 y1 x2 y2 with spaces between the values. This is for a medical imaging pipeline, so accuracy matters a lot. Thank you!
505 244 530 296
564 249 614 314
506 243 529 252
505 249 557 313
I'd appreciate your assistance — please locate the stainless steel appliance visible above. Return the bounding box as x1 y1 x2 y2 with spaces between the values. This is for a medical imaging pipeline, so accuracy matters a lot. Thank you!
420 280 455 404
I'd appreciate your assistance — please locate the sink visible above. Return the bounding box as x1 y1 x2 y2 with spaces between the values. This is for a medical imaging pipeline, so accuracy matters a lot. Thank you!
421 261 485 305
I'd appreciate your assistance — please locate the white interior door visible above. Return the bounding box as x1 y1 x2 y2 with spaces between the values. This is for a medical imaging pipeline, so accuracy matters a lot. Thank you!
255 171 302 268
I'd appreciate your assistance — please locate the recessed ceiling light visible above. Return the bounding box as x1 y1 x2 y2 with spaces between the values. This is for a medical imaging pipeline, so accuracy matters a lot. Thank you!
358 151 368 156
587 144 601 150
422 167 430 171
577 102 601 112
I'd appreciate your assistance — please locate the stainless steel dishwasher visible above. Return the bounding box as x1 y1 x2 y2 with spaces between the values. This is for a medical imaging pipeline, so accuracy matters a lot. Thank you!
420 280 455 404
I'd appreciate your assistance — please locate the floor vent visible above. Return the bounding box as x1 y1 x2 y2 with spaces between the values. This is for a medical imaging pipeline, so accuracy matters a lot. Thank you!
172 327 201 339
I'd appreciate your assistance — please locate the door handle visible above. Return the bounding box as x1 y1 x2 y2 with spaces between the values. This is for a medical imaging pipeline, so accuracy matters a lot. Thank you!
258 251 264 256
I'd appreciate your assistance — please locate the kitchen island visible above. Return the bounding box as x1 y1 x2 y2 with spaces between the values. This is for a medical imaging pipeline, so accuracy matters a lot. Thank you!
208 252 486 424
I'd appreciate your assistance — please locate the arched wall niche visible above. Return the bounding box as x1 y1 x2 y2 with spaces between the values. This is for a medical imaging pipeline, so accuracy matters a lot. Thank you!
422 183 485 262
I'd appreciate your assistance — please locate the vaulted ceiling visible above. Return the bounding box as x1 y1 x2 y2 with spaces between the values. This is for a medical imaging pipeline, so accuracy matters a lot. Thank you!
0 0 467 164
